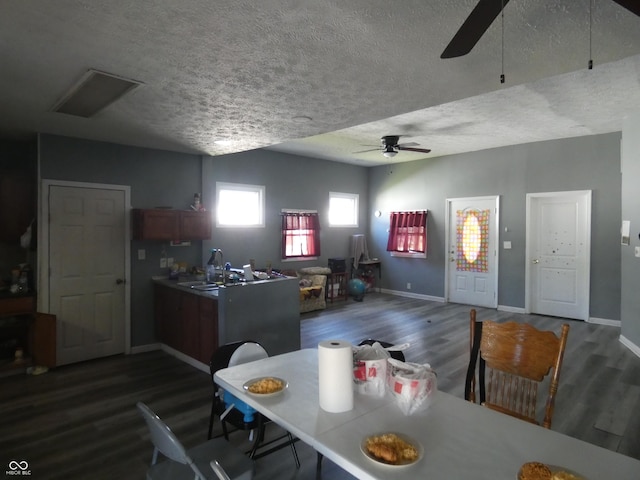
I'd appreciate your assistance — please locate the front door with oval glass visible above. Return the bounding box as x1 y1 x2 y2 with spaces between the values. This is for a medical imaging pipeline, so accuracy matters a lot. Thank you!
446 196 499 308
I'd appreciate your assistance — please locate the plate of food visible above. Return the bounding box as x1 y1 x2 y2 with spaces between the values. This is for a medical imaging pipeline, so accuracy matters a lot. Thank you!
518 462 586 480
242 377 288 397
361 432 423 467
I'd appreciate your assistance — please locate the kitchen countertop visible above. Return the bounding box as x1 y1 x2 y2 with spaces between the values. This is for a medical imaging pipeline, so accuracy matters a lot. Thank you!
152 274 294 298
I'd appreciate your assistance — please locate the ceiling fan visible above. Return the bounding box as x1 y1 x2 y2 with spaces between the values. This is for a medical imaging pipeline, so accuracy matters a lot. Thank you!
441 0 640 59
355 135 431 158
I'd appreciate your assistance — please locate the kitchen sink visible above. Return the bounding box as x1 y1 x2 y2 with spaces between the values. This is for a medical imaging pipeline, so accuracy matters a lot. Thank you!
176 280 207 287
191 284 220 291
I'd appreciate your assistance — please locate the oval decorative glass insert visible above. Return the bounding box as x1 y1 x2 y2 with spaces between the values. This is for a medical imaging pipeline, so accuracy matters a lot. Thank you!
463 213 481 263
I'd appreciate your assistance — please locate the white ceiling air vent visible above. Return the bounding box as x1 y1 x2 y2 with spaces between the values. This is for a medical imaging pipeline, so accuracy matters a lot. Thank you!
52 69 143 118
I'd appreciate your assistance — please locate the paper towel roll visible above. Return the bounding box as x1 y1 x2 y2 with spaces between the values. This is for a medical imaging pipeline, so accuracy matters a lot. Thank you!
318 340 354 413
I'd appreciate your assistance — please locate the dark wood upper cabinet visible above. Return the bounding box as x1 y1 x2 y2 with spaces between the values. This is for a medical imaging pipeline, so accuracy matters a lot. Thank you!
132 209 211 241
179 210 212 240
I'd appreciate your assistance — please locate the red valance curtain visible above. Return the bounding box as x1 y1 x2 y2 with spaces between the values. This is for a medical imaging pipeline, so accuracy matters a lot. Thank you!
386 210 428 253
281 212 321 258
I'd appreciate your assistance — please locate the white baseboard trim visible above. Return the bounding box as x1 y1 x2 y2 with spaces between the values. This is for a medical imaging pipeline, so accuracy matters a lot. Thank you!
159 344 209 374
587 317 621 327
381 288 445 302
497 305 526 314
129 343 208 373
130 343 162 354
620 335 640 359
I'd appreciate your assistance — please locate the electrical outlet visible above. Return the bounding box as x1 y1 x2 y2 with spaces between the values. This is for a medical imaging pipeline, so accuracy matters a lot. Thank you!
167 258 174 267
407 282 411 290
137 249 145 260
160 258 167 268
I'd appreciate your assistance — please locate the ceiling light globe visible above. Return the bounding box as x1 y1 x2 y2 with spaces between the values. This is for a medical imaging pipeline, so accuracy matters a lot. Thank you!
383 150 397 158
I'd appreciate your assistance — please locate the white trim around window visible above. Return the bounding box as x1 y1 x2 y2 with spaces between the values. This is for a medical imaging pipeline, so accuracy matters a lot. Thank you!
329 191 359 227
216 182 265 228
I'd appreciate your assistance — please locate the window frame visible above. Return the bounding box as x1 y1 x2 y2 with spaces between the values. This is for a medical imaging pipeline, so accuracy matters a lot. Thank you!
281 209 320 262
215 182 265 228
328 191 359 228
387 210 428 259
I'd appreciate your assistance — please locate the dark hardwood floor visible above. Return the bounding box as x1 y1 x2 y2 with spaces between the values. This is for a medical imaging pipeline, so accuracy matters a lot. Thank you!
1 293 639 479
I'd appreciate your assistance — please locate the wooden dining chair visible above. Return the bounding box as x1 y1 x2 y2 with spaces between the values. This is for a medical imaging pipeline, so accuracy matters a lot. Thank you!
464 309 570 429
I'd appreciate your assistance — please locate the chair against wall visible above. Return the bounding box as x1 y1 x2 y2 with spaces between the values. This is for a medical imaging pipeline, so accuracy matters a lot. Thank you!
136 401 253 480
208 341 300 468
464 309 570 428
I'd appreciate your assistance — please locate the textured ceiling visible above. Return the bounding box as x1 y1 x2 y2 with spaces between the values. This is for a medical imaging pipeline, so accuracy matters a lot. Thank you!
1 1 639 166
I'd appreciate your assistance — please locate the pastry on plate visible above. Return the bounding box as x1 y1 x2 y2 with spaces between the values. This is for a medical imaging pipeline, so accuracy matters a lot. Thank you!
364 433 418 465
518 462 552 480
552 471 582 480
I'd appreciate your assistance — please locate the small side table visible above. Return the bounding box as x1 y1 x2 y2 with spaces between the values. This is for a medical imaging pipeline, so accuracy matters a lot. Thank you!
327 272 349 302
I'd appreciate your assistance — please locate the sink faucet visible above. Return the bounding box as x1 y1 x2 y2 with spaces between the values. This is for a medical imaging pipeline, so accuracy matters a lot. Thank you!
207 248 224 283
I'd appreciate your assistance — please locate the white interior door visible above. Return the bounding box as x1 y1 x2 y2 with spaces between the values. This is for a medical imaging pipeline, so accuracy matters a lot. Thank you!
446 196 499 308
48 184 128 365
526 191 591 321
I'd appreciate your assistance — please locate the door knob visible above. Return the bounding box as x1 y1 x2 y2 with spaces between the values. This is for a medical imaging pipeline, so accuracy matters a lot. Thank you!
116 278 126 285
532 259 540 264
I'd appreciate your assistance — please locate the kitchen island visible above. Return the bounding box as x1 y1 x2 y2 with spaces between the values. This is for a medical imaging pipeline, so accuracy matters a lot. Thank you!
153 275 300 371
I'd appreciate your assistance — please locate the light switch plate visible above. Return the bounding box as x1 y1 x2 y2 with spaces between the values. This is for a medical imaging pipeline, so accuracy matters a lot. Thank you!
635 246 640 258
137 249 145 260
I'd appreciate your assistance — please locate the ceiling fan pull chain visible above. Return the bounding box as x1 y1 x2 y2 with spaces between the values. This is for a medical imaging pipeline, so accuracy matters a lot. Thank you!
588 0 593 69
500 0 505 83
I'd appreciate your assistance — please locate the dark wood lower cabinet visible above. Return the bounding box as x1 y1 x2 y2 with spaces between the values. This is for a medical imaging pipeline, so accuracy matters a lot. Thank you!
154 285 218 364
198 296 218 364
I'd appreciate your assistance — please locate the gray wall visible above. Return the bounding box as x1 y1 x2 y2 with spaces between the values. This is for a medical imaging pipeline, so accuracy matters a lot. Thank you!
202 149 369 272
38 134 205 347
32 130 630 346
621 113 640 347
38 135 369 347
368 133 622 320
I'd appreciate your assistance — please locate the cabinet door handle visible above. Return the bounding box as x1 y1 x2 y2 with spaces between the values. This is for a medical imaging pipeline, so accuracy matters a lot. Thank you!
116 278 126 285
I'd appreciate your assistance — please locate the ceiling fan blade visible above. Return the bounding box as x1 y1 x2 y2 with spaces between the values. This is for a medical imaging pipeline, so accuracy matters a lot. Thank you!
441 0 511 59
611 0 640 16
397 146 431 154
396 142 419 148
353 147 381 154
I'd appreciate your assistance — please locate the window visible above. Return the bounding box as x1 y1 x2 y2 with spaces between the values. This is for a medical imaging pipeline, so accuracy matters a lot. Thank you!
216 182 265 228
281 210 320 260
386 210 428 258
328 192 358 227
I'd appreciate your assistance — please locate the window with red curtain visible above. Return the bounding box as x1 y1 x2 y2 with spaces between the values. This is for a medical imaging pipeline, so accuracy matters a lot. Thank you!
386 210 428 254
281 211 321 259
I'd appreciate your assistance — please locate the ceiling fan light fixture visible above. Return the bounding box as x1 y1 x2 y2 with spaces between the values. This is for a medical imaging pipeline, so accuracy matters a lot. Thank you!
383 148 397 158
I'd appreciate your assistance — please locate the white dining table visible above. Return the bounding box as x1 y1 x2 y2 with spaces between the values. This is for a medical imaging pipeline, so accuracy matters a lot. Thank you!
214 348 640 480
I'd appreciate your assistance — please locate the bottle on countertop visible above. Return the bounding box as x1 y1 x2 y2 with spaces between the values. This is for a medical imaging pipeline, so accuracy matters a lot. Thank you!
206 248 224 283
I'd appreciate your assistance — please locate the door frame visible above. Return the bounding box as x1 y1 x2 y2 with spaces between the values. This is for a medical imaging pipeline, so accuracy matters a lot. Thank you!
524 190 591 320
444 195 500 308
38 179 132 354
